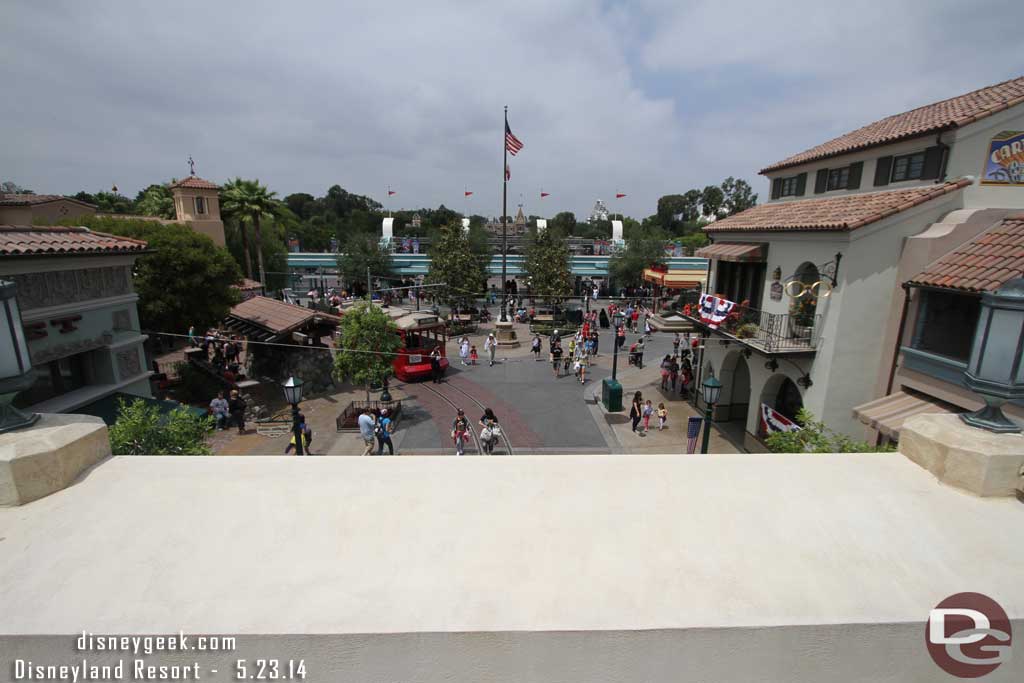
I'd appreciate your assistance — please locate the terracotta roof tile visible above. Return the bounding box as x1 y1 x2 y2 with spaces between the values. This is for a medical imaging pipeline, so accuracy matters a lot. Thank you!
705 179 972 234
0 193 96 208
228 296 340 335
169 176 220 190
761 76 1024 173
0 225 148 256
909 214 1024 292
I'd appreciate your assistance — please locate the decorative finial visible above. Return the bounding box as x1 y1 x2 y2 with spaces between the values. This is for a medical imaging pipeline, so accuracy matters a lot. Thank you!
188 156 196 176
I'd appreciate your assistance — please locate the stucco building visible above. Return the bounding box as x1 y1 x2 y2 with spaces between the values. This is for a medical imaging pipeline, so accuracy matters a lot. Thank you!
0 193 97 225
691 75 1024 448
169 175 226 246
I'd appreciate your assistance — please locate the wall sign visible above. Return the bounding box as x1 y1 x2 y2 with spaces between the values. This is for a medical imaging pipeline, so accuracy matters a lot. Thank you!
770 281 784 301
981 130 1024 185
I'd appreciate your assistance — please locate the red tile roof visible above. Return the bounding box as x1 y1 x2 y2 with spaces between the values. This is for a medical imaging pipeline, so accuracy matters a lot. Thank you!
705 179 972 234
0 194 96 208
761 76 1024 173
228 296 340 335
908 213 1024 292
169 176 220 190
0 225 148 256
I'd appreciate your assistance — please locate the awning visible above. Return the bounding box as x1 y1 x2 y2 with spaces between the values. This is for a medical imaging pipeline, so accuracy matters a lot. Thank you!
696 242 766 263
853 390 959 439
663 271 707 289
643 268 665 285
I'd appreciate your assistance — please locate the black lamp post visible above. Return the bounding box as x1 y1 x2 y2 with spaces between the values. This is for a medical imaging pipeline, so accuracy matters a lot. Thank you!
282 376 305 455
380 375 392 403
601 311 626 412
611 310 625 381
0 280 40 434
700 373 722 454
960 277 1024 433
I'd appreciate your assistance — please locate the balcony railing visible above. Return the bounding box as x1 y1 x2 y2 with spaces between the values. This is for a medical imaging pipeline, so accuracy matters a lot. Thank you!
677 294 821 353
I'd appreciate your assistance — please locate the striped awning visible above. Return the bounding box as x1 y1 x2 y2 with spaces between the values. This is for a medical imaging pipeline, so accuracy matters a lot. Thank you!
696 242 766 262
663 271 707 289
853 390 958 439
643 268 666 285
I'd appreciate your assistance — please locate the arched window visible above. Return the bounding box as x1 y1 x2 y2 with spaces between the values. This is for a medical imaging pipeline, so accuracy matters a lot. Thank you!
789 261 820 324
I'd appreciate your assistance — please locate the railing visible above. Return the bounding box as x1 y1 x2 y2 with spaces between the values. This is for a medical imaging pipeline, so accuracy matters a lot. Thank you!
680 297 821 353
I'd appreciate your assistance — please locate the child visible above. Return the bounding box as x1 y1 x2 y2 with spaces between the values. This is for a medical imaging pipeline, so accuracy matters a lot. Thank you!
657 403 668 431
469 345 478 365
672 333 680 357
642 399 654 432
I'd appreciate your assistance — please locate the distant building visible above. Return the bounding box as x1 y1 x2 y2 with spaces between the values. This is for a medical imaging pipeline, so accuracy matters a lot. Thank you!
0 194 96 225
169 175 226 247
589 200 609 223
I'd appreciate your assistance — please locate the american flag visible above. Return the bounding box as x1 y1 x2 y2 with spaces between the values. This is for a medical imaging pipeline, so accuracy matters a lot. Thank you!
686 416 703 454
505 122 523 156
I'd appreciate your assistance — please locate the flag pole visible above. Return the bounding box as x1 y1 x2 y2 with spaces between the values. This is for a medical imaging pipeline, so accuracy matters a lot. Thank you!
500 105 509 323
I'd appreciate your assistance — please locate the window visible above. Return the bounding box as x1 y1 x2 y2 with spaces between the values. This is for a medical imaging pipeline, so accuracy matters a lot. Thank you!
891 152 926 182
826 167 850 191
911 290 981 362
13 354 88 408
194 196 206 215
780 176 799 196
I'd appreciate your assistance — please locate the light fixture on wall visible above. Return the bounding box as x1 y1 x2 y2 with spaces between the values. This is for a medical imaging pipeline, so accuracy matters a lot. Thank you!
0 280 40 434
796 374 814 389
783 252 842 299
960 277 1024 433
764 359 779 372
772 267 782 281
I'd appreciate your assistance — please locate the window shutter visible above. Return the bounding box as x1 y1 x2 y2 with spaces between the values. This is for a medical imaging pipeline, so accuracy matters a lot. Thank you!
795 172 807 196
874 156 893 186
771 178 782 200
847 162 863 190
814 169 828 194
921 146 943 180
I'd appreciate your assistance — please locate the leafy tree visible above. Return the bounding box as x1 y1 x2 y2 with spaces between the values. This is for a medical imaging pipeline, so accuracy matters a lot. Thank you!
1 181 33 194
332 301 402 400
134 183 175 219
678 231 710 255
548 211 576 239
764 409 895 453
109 398 214 455
524 227 573 304
221 178 288 284
680 189 702 222
424 223 486 310
64 215 241 333
608 226 667 290
337 234 393 295
700 185 725 219
721 176 758 216
90 190 135 214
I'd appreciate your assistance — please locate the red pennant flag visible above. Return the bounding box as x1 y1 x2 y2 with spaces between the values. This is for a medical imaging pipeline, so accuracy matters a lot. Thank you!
387 189 396 196
465 190 473 197
615 193 627 199
540 191 550 198
505 164 510 181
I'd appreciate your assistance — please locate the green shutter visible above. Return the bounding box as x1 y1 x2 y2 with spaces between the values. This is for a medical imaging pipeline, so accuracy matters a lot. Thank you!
814 169 828 194
921 146 943 180
848 162 863 189
771 178 782 200
874 156 893 186
795 172 807 196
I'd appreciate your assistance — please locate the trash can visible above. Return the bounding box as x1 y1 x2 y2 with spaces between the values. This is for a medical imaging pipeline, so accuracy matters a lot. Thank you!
601 377 623 412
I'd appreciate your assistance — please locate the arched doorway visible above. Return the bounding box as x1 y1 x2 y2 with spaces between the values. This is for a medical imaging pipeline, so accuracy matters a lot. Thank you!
717 351 752 446
789 262 819 325
758 373 804 437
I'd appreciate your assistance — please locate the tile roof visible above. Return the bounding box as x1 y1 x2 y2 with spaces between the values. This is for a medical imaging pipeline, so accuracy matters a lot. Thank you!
907 213 1024 292
0 225 148 256
761 76 1024 173
705 178 972 234
169 176 220 190
0 193 96 208
227 296 340 335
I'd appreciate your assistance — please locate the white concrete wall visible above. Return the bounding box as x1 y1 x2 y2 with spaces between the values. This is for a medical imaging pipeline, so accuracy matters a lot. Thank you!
946 105 1024 208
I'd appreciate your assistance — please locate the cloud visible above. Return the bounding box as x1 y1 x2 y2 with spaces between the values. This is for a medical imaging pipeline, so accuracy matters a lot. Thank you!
2 0 1023 220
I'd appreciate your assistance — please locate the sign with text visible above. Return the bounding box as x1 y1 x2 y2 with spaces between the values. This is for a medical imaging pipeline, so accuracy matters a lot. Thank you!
981 130 1024 185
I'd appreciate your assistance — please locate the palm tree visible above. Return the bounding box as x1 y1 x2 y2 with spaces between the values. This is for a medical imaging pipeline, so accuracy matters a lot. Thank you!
221 178 285 284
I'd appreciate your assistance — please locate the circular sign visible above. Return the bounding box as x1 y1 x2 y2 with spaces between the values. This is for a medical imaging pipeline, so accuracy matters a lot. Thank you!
926 592 1012 678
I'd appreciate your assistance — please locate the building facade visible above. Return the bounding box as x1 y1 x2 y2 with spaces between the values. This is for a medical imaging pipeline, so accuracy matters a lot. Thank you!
692 75 1024 448
169 175 225 246
0 194 97 225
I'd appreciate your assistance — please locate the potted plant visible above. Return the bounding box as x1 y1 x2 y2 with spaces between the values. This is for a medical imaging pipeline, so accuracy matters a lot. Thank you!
790 296 817 338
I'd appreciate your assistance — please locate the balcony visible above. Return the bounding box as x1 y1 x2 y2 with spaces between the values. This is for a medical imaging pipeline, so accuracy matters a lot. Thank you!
678 294 821 354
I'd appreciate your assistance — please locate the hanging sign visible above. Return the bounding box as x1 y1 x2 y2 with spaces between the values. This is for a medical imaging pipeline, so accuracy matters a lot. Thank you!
981 130 1024 185
770 281 783 301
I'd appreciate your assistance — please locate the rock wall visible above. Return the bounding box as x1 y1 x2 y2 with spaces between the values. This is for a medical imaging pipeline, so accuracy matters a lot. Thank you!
248 344 337 396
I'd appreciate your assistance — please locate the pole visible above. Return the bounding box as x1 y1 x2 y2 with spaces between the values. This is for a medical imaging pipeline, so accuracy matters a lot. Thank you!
611 322 620 381
500 105 509 323
700 400 713 455
367 267 372 300
291 402 304 456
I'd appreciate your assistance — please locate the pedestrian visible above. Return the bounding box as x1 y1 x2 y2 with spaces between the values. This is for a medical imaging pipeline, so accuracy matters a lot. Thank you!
209 391 229 430
592 285 599 301
358 408 376 456
429 347 443 383
672 332 681 358
629 391 643 434
635 337 645 369
657 403 668 431
669 357 680 392
228 389 247 434
478 407 500 454
376 408 395 455
660 355 672 390
531 334 542 361
644 317 653 338
551 340 564 378
485 333 497 366
631 308 640 333
469 345 478 366
591 330 599 356
568 336 576 359
459 336 470 365
285 414 311 454
616 325 626 350
452 408 470 455
642 400 654 432
188 324 197 347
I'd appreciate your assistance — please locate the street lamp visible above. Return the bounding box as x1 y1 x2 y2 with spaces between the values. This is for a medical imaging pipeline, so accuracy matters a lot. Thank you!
700 373 722 454
0 280 39 434
601 310 626 412
611 310 625 380
960 277 1024 433
282 376 305 455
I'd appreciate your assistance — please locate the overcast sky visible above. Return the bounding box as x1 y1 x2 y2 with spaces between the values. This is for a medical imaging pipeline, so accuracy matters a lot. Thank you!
2 0 1023 219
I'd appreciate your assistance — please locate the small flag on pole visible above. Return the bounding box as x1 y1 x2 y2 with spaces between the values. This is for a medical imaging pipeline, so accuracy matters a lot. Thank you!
540 190 550 198
505 122 523 156
615 192 627 199
464 190 473 197
686 416 703 454
387 187 396 196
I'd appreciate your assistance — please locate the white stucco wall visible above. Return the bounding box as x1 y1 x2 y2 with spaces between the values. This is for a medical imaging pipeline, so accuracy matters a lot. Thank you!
946 105 1024 208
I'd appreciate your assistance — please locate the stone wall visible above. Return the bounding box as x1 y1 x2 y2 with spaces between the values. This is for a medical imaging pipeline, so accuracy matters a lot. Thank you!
248 343 337 396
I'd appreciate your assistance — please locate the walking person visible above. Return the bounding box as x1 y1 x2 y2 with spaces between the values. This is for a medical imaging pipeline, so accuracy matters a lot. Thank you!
429 347 443 383
591 330 599 356
531 334 542 361
452 408 470 455
672 332 681 358
485 333 497 367
657 403 668 431
669 356 680 393
376 407 395 455
228 389 247 434
358 408 377 456
469 345 479 366
642 399 654 433
210 391 229 430
285 414 312 454
629 391 644 434
660 354 673 390
459 336 470 365
550 340 564 378
478 408 500 454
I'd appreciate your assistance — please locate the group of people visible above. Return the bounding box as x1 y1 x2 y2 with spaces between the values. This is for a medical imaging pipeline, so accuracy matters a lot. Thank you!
457 333 498 367
209 389 249 434
629 391 669 435
357 407 396 455
451 407 502 455
540 323 599 384
187 326 245 381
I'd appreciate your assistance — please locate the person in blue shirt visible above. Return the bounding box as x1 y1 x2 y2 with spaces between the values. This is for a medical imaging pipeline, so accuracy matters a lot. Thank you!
377 408 395 455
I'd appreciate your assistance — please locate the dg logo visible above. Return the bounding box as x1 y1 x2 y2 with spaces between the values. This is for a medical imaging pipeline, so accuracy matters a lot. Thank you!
927 592 1012 678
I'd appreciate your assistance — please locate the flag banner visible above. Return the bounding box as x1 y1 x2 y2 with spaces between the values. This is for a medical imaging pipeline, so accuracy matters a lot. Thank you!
686 416 703 454
698 293 737 329
541 191 550 198
387 189 396 196
760 403 801 434
615 192 627 199
465 190 473 197
505 122 523 156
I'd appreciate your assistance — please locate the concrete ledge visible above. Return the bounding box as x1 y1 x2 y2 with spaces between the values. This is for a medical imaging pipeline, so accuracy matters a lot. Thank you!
0 414 110 506
900 413 1024 496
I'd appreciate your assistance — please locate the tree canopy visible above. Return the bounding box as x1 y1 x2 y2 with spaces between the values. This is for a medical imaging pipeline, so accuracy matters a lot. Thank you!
222 178 289 284
331 301 402 399
524 227 573 303
337 234 393 296
424 223 487 310
109 398 214 455
608 226 667 289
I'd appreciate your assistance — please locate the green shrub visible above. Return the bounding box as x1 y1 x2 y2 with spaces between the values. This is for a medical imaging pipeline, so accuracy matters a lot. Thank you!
764 409 895 453
109 398 214 455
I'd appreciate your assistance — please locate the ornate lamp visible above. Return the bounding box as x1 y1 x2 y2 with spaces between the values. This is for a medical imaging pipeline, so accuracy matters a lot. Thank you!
282 376 305 455
0 280 40 434
961 277 1024 433
699 374 723 454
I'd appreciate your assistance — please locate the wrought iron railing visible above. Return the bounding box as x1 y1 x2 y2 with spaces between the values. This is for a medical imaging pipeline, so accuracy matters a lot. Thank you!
679 295 821 352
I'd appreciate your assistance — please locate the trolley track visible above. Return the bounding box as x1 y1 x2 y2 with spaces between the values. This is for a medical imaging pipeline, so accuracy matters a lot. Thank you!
417 381 482 455
442 379 515 455
418 379 515 455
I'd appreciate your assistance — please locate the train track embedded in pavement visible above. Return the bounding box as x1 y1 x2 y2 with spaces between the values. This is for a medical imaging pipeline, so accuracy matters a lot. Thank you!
418 380 515 455
417 382 482 455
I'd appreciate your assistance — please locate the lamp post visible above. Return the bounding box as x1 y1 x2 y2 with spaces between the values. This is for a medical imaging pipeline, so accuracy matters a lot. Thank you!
0 280 40 434
601 311 626 412
380 374 392 403
960 277 1024 434
282 376 305 455
700 373 722 454
611 310 625 380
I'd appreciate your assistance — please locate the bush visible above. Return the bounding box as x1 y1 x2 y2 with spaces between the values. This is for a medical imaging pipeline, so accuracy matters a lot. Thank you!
764 409 895 453
171 361 222 405
735 322 759 339
109 398 214 455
